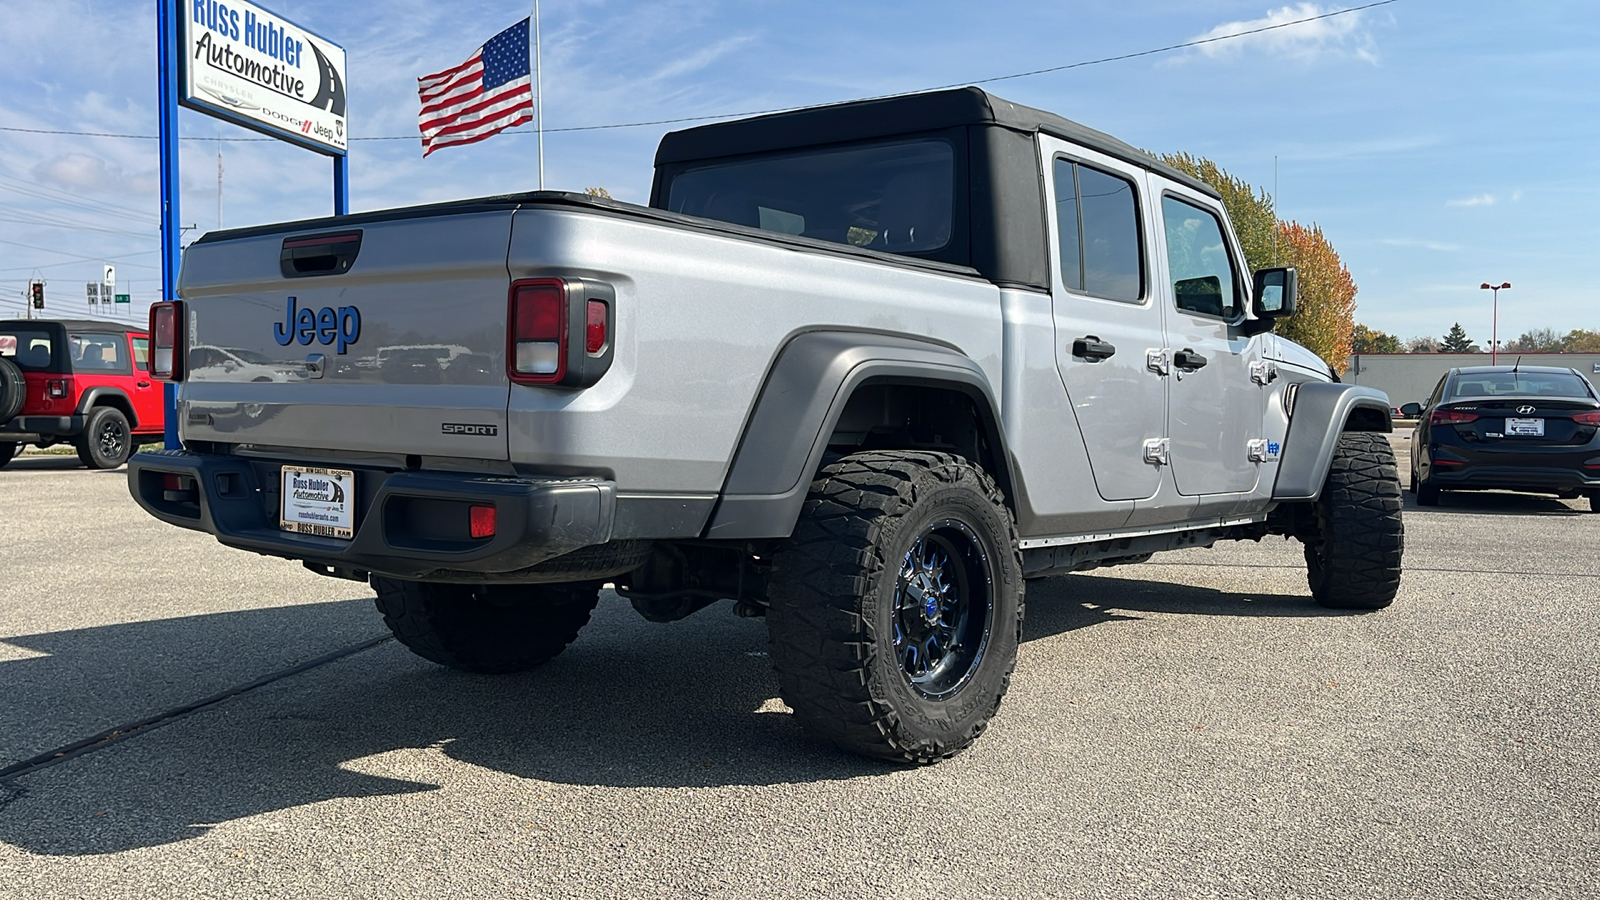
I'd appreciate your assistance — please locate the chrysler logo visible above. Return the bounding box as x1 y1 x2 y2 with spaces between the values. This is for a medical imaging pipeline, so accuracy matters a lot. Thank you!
1516 405 1536 415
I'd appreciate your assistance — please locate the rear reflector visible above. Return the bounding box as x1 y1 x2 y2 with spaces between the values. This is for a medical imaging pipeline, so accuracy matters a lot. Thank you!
586 300 608 354
1429 408 1479 426
469 505 497 539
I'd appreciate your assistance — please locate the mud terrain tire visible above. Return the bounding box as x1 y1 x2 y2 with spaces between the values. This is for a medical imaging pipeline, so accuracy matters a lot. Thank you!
372 578 600 674
1305 432 1404 609
766 451 1024 764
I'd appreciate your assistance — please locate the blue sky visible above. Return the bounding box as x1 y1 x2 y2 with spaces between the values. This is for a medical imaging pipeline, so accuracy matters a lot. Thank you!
1 0 1596 350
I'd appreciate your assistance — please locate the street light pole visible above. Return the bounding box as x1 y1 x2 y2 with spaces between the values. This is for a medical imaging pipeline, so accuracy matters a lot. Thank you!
1480 281 1511 365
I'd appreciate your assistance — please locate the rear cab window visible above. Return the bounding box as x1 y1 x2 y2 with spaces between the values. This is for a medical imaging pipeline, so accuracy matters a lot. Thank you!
665 138 956 254
1161 196 1241 320
0 329 57 370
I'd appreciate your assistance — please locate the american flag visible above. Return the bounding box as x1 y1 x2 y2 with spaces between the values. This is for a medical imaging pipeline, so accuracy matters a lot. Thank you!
417 18 533 157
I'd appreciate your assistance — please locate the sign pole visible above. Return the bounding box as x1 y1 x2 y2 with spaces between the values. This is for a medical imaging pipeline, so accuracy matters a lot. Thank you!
334 154 349 216
158 0 182 449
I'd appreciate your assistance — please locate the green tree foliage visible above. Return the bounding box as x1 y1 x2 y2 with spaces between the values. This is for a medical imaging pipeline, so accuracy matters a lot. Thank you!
1440 322 1480 353
1159 152 1355 372
1504 327 1562 352
1351 324 1403 354
1159 152 1277 273
1561 329 1600 351
1272 221 1357 373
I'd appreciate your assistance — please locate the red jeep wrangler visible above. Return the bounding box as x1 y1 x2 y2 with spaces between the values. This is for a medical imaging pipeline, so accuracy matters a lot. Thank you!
0 319 165 469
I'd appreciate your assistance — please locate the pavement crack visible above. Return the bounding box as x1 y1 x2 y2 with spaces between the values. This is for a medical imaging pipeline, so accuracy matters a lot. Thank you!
0 635 392 784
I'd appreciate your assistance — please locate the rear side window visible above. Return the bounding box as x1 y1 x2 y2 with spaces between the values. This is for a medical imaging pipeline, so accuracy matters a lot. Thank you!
70 332 129 372
1053 158 1143 302
667 139 955 253
1448 372 1595 399
0 330 56 370
1162 196 1240 320
131 337 150 372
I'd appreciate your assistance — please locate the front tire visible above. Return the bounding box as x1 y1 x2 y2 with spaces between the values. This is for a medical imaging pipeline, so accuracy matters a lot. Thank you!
75 406 132 469
1304 432 1404 609
766 451 1024 764
372 578 600 674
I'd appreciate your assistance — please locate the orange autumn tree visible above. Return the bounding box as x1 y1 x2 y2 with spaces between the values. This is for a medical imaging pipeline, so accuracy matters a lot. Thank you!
1273 221 1357 374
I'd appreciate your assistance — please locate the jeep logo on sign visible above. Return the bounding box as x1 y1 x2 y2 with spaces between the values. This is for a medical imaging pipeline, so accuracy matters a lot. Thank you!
442 423 498 436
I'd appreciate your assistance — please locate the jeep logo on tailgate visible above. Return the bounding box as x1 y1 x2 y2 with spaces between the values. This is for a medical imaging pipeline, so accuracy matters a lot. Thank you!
442 423 498 436
273 297 362 353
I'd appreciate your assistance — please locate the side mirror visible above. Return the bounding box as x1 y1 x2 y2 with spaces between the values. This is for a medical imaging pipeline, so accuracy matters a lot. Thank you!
1399 402 1422 418
1239 267 1298 337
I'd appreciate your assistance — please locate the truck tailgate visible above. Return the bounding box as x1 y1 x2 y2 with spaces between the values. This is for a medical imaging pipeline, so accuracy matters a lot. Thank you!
177 210 514 460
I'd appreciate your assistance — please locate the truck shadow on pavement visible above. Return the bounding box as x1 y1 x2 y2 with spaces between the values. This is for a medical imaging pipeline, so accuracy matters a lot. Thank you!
0 575 1328 856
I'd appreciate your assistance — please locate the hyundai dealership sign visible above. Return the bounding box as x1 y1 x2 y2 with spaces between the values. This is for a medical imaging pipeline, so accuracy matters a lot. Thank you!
180 0 347 156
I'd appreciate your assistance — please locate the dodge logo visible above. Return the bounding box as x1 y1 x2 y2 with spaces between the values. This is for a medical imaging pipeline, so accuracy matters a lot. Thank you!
1516 405 1536 415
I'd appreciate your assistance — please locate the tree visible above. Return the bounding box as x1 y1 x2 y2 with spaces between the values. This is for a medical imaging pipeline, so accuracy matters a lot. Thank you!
1504 328 1562 352
1159 153 1277 273
583 187 613 199
1351 324 1403 354
1272 221 1357 373
1440 322 1479 353
1561 329 1600 352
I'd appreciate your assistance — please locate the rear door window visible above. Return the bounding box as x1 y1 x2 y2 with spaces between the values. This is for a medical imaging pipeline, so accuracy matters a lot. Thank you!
131 337 150 372
0 330 56 370
70 333 130 372
1053 158 1144 302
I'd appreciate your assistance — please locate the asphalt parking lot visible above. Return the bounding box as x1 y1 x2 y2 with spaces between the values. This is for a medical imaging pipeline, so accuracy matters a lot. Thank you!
2 432 1597 899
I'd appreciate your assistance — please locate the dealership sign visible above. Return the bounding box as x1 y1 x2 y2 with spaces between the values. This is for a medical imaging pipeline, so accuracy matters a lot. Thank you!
180 0 347 156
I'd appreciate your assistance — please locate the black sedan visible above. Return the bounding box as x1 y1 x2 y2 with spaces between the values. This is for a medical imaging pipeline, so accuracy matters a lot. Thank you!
1406 365 1600 510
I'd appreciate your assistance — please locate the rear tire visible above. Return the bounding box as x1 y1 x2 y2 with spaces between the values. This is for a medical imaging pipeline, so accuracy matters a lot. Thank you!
766 451 1024 764
372 578 600 674
0 442 19 469
75 406 133 469
1304 432 1404 610
1414 465 1440 506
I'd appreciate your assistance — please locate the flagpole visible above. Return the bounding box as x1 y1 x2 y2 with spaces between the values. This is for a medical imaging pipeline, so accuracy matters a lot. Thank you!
533 1 544 190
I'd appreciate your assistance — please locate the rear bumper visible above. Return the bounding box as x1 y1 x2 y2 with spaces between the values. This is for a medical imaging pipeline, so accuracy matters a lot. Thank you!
1425 441 1600 493
127 449 620 580
0 414 86 442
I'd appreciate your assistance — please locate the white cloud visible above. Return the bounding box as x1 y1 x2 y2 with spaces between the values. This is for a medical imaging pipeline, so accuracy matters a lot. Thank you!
1446 193 1496 207
1187 3 1379 63
1381 238 1461 253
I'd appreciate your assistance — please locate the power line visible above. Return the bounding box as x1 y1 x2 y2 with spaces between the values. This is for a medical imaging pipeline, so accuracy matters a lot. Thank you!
0 0 1398 143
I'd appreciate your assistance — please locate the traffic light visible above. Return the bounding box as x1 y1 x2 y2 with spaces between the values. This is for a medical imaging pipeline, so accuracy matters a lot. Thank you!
29 281 44 310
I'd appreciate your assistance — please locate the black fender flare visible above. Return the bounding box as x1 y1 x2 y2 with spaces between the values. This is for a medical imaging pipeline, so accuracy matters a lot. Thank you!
705 330 1016 539
1272 382 1394 502
76 387 138 428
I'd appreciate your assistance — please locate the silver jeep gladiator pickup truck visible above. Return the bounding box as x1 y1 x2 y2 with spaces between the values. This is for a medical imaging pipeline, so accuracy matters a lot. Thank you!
129 88 1402 763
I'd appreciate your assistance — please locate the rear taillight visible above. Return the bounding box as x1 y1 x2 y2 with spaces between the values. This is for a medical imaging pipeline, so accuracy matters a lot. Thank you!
1429 408 1478 426
510 280 566 383
47 379 68 399
149 301 185 381
1572 411 1600 426
506 277 615 388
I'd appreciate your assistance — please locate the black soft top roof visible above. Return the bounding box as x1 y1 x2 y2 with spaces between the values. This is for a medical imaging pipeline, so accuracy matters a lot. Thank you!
654 87 1218 198
0 318 143 334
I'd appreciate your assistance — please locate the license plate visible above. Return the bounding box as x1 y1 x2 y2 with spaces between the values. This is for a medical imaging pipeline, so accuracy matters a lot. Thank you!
280 465 356 539
1505 417 1544 437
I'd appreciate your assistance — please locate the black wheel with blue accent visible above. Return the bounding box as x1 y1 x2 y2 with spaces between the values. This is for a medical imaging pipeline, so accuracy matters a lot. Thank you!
766 450 1024 764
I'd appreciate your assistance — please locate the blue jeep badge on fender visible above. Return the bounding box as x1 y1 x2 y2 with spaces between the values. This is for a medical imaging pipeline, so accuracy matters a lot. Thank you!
273 296 361 354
